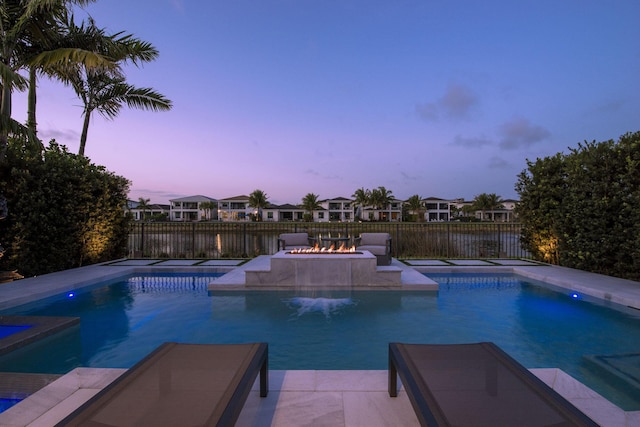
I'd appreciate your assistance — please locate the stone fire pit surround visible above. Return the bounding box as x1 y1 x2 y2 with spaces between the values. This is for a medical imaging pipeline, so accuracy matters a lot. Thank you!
244 250 401 287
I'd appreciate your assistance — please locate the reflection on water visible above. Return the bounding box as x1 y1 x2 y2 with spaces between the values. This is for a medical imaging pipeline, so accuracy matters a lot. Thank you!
283 297 357 319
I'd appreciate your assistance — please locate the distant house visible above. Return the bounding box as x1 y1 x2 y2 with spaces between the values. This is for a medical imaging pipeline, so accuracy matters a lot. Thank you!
132 193 517 223
127 200 170 221
320 197 353 222
360 198 403 222
263 203 307 222
489 199 518 222
449 198 518 222
169 195 217 221
218 195 251 221
423 197 451 222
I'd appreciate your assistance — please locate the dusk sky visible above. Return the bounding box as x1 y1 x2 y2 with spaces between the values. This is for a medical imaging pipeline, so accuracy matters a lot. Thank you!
12 1 640 205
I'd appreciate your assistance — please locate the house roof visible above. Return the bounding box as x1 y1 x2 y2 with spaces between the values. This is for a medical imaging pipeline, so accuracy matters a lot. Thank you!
169 195 217 203
272 203 304 210
321 196 352 202
219 195 250 201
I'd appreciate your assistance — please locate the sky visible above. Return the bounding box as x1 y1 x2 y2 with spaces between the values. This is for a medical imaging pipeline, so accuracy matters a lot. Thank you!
12 0 640 205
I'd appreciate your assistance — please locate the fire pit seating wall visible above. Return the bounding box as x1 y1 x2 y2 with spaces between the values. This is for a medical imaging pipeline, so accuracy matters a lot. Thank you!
355 233 392 265
278 233 314 250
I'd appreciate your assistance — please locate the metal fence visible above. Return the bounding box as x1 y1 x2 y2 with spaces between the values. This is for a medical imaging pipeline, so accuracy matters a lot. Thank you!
128 222 531 259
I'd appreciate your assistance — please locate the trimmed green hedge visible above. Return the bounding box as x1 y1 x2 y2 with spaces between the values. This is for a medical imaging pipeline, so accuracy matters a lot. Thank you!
0 140 131 277
516 131 640 280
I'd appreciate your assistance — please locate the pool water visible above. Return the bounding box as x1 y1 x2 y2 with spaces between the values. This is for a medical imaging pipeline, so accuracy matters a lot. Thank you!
0 398 23 413
0 272 639 410
0 325 31 339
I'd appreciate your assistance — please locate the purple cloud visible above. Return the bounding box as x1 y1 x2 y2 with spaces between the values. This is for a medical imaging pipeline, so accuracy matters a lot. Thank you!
416 83 478 122
498 117 550 149
452 134 492 148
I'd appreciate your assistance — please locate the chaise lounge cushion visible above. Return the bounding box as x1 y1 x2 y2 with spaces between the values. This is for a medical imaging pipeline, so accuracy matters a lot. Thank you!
57 342 268 427
389 342 598 427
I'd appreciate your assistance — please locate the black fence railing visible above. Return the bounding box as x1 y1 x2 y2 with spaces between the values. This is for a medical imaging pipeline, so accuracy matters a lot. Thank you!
128 222 531 259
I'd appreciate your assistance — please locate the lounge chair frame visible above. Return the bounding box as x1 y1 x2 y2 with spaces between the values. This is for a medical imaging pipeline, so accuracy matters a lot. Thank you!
389 342 598 427
57 342 268 427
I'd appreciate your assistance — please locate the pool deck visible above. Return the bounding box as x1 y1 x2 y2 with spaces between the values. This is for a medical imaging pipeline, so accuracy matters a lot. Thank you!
0 258 639 426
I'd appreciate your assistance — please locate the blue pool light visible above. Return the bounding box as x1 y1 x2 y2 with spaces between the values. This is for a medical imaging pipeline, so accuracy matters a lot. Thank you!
571 292 579 299
67 292 75 298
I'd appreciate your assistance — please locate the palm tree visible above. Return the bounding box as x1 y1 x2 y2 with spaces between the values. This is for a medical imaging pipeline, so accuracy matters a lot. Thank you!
351 187 370 220
137 197 150 221
370 186 394 221
248 189 269 221
199 201 217 221
1 0 97 161
405 194 424 222
55 17 172 156
485 193 504 221
301 193 322 222
472 193 504 221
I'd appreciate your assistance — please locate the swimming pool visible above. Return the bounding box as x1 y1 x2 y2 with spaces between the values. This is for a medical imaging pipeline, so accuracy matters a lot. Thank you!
0 272 639 411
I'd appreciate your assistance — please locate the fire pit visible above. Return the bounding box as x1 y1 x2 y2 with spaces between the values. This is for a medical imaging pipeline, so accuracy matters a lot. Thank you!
244 249 401 287
288 243 359 254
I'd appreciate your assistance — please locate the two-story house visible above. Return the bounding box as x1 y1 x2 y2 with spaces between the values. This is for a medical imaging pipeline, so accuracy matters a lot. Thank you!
169 195 217 221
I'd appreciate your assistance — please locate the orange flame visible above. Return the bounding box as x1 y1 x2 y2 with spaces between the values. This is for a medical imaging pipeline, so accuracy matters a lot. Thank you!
289 243 357 254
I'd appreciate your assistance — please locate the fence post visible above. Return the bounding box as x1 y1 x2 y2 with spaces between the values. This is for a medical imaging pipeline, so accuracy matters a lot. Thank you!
191 223 196 257
243 223 247 256
140 223 145 257
446 223 450 258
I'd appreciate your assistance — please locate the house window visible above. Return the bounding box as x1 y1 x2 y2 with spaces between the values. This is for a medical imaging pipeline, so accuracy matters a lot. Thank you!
318 212 325 219
267 212 273 219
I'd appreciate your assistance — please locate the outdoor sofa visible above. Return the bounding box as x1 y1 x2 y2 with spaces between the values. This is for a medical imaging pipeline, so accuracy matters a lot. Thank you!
278 232 314 250
355 232 392 265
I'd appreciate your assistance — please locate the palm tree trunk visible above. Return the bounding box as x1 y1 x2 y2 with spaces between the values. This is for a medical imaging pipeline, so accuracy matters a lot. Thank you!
79 110 91 156
0 78 12 162
27 68 37 134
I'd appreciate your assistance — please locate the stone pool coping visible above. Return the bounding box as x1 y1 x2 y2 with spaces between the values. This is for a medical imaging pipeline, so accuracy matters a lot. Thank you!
0 316 80 357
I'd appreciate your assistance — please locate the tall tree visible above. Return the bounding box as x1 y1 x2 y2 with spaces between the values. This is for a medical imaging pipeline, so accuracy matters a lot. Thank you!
199 201 216 221
27 10 116 135
248 189 269 221
137 197 150 221
56 17 172 156
351 187 370 220
405 194 423 222
473 193 504 221
301 193 322 222
370 186 393 221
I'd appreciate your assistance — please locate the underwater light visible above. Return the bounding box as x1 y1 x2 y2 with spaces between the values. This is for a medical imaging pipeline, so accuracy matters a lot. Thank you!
571 293 579 299
67 292 75 298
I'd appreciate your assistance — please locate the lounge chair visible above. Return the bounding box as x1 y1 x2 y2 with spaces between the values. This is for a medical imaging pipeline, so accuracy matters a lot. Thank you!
388 342 598 427
355 233 392 265
278 232 314 250
57 342 268 427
